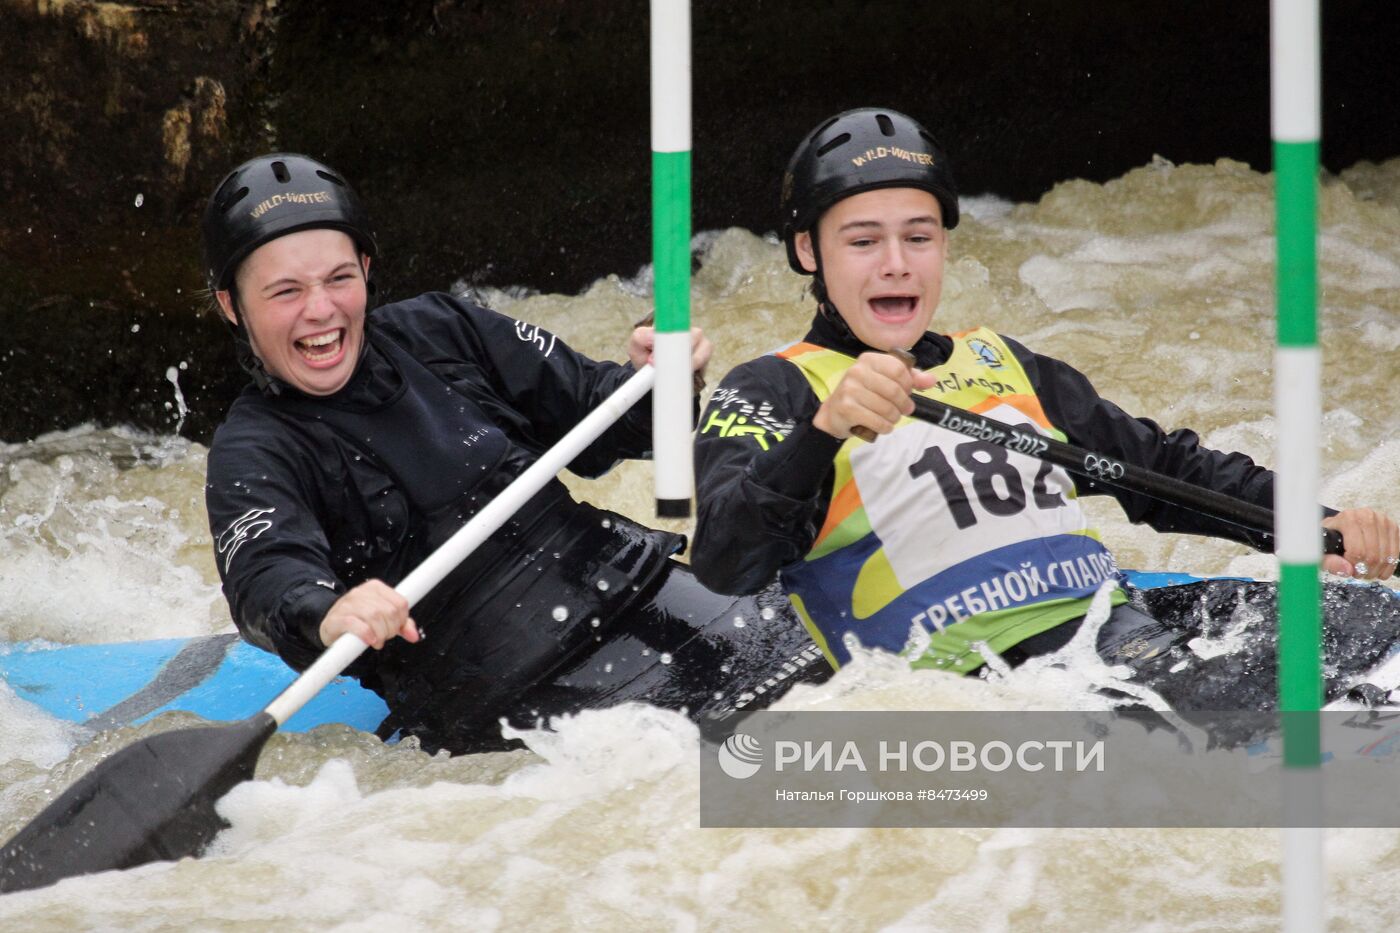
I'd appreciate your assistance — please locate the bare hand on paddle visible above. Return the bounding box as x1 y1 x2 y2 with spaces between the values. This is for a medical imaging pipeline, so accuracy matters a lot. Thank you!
1322 508 1400 580
627 325 713 375
814 351 936 441
319 580 420 649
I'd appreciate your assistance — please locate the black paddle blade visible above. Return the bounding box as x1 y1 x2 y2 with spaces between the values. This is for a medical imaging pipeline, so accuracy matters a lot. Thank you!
0 712 277 894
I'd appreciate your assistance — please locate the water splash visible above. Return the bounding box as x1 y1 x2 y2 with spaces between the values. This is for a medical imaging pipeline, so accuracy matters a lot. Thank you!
164 364 189 437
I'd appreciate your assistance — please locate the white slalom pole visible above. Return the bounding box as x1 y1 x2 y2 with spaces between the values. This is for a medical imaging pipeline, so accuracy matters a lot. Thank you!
265 365 658 726
1272 0 1324 929
650 0 695 518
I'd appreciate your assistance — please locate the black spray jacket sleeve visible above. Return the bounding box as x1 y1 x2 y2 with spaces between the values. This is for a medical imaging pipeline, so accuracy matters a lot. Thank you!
377 293 656 476
1001 335 1277 549
693 354 844 595
205 413 347 671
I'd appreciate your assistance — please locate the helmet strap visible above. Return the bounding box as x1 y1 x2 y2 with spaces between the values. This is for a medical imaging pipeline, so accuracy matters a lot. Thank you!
808 227 861 346
225 287 282 396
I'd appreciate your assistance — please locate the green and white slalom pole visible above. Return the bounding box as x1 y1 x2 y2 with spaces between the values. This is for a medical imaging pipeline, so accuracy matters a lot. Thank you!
1272 0 1324 928
650 0 694 518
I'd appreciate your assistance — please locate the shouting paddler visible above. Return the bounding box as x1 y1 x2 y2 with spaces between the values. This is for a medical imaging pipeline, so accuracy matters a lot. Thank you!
692 107 1400 711
201 153 825 754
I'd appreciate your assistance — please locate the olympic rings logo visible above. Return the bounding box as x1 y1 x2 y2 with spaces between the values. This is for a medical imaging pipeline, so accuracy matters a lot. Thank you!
1083 454 1125 481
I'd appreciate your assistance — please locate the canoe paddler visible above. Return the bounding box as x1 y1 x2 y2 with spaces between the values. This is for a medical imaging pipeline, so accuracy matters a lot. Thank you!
201 153 825 754
691 107 1400 699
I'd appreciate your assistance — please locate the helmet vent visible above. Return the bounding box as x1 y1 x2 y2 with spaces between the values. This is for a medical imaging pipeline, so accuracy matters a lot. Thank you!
271 160 290 183
876 114 895 136
220 186 249 214
316 169 347 187
816 133 851 157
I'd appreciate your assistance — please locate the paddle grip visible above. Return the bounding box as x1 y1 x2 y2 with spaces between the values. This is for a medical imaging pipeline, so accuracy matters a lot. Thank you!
847 348 918 445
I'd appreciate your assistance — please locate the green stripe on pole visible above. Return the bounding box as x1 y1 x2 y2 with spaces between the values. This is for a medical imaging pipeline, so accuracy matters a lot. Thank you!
1274 140 1320 347
1279 562 1322 765
1282 716 1322 770
652 149 691 333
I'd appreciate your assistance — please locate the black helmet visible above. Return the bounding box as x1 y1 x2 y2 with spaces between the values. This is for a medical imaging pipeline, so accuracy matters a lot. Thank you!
780 108 959 274
201 153 377 292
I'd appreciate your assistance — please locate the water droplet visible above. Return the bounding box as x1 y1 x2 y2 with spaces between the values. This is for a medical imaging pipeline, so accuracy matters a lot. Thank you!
659 652 673 665
600 518 612 529
551 605 569 622
641 648 651 657
589 617 601 628
134 193 144 207
719 663 732 674
596 579 610 592
733 617 746 629
603 662 614 673
760 607 776 620
713 691 725 700
130 324 140 334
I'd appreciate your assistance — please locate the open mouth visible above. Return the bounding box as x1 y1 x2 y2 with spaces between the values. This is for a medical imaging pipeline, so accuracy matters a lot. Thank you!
869 296 918 319
294 329 345 363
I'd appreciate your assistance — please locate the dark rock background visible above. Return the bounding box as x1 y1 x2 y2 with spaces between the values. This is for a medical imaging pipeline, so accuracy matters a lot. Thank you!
3 0 1397 443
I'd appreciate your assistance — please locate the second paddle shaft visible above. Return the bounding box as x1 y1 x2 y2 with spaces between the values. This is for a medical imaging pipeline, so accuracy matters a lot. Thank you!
907 393 1344 558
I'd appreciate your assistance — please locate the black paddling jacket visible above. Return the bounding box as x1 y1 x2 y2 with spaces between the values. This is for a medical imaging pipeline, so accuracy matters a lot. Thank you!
692 313 1281 596
205 293 662 683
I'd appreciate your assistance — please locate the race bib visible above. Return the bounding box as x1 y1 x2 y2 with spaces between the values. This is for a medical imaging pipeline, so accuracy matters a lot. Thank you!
851 402 1088 590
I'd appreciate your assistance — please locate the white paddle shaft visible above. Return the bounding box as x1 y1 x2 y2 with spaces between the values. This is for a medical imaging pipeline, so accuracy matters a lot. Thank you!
264 364 658 726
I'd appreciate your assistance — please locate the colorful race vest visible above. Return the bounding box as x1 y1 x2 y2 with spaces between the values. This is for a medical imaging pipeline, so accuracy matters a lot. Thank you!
777 328 1124 674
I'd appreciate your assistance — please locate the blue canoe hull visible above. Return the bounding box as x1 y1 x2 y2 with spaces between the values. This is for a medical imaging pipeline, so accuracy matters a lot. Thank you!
0 571 1260 735
0 635 388 734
